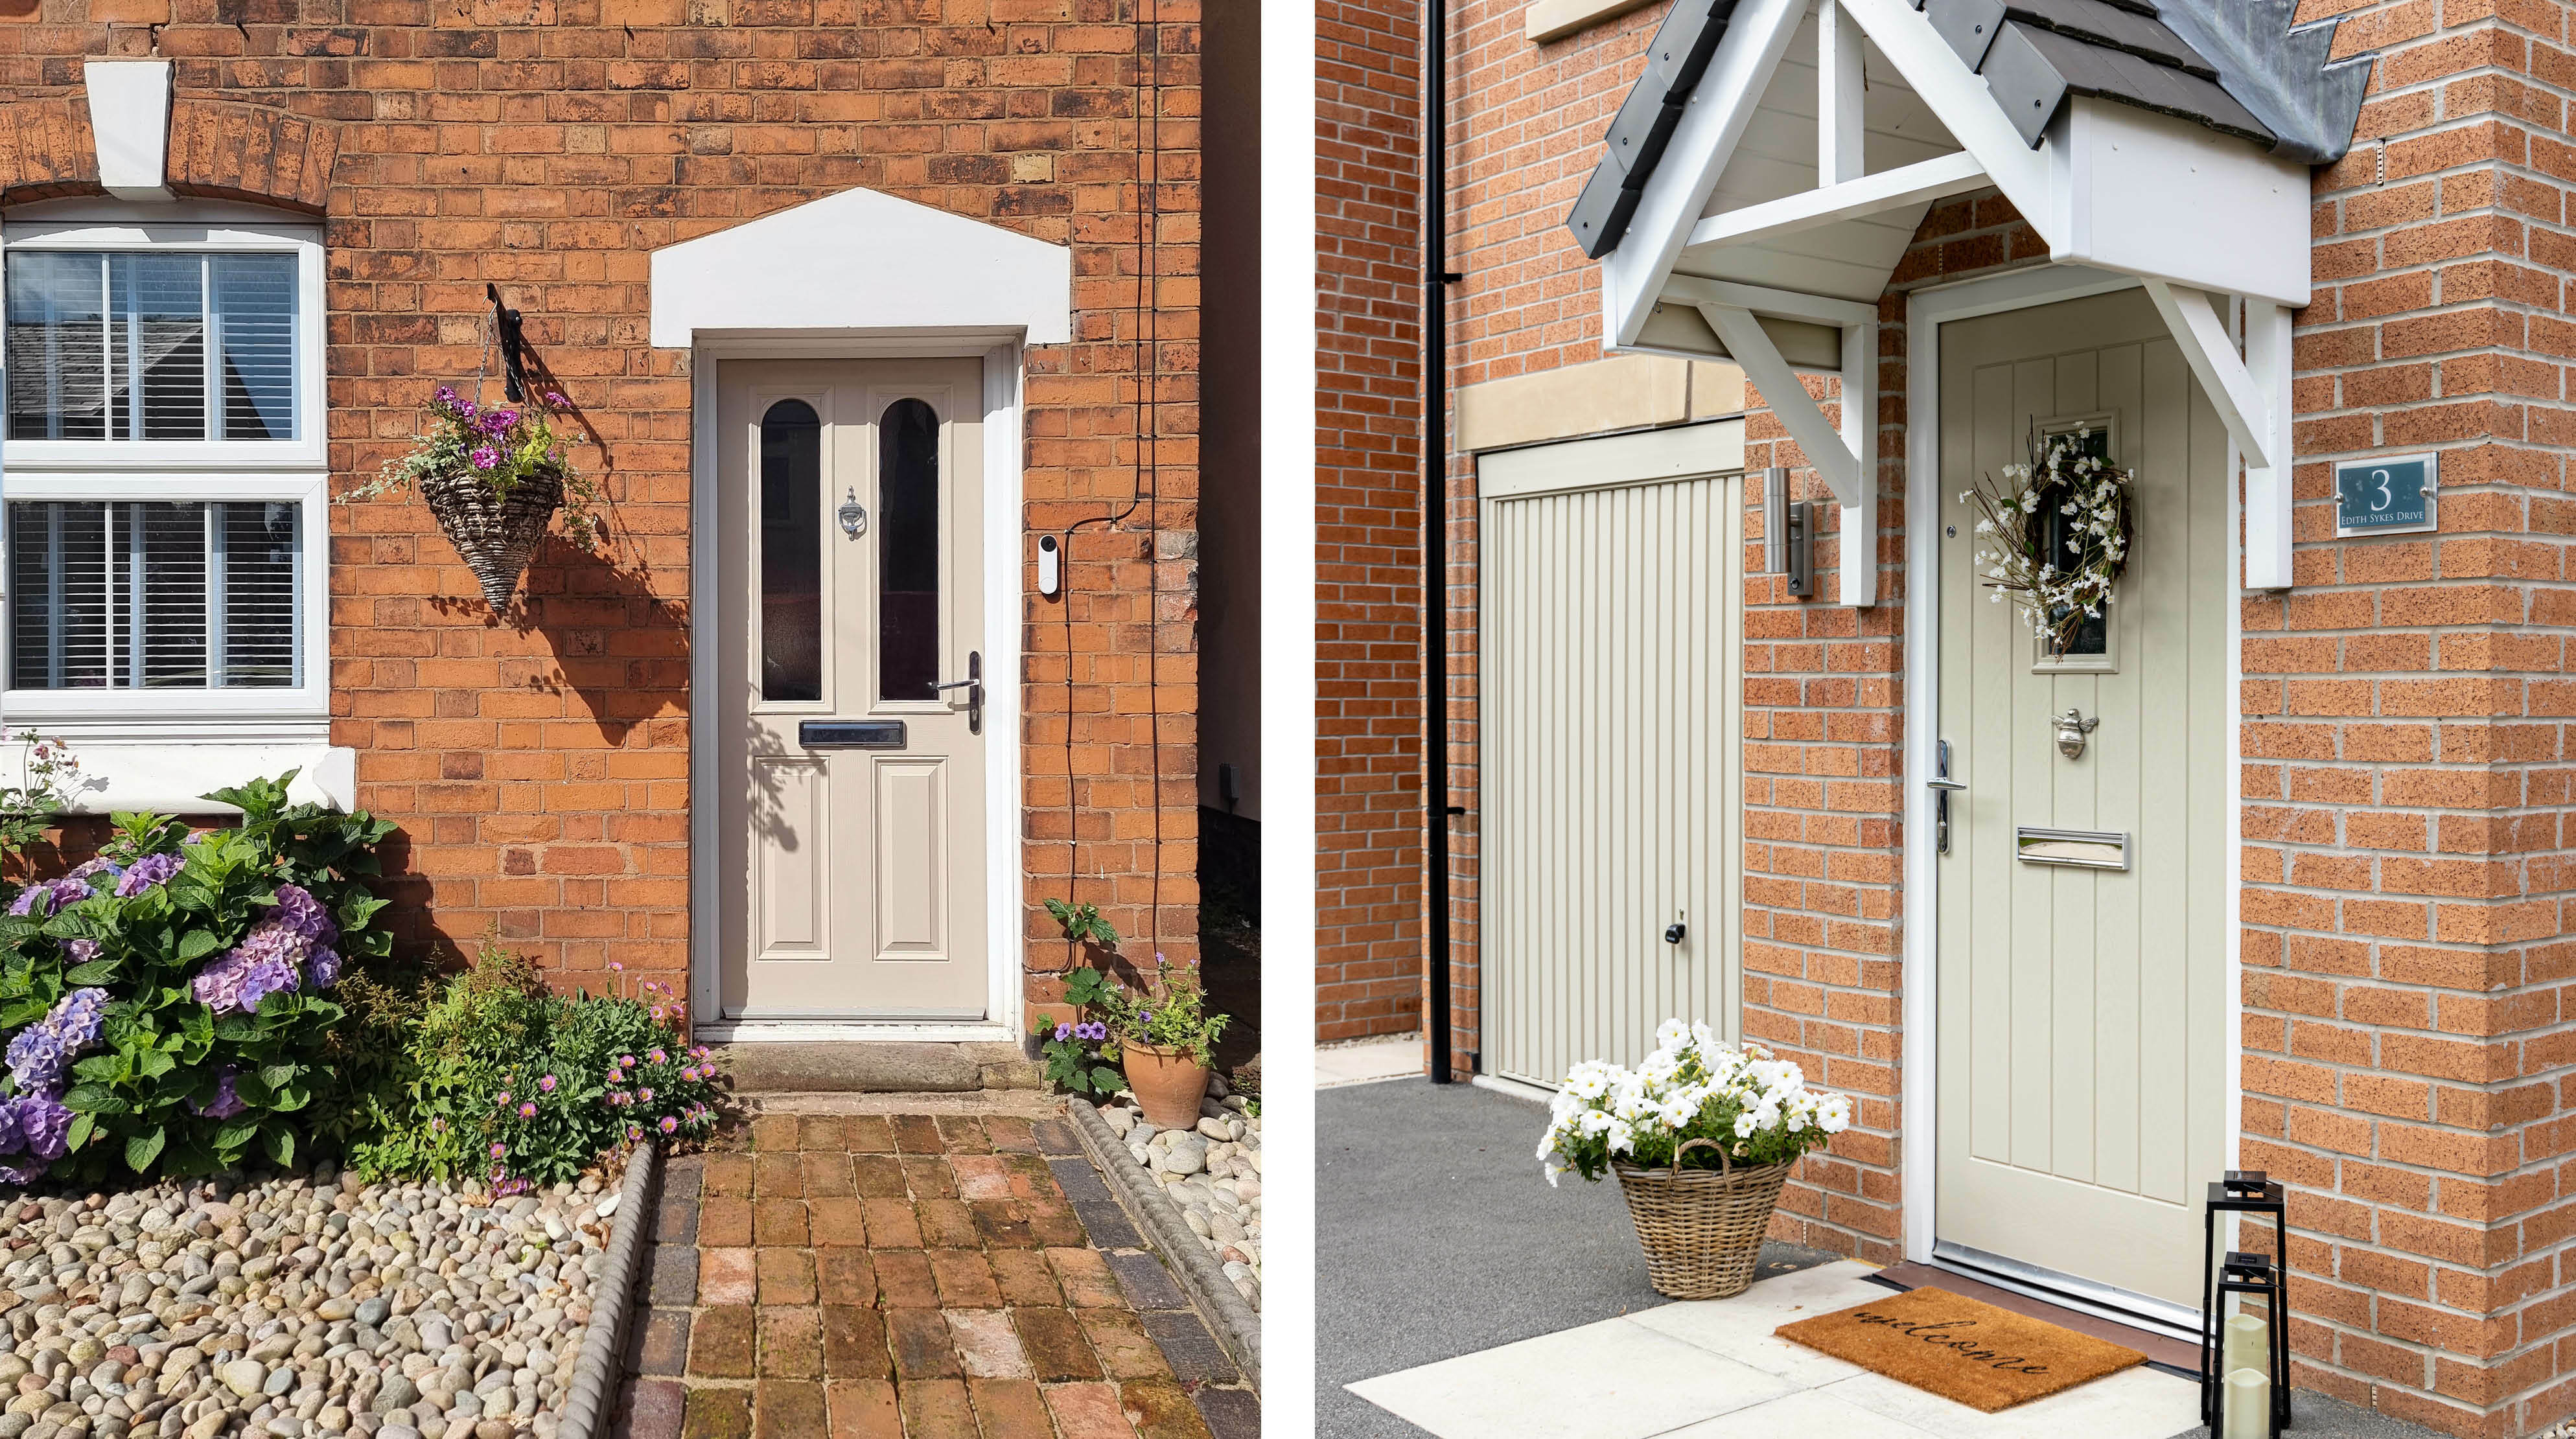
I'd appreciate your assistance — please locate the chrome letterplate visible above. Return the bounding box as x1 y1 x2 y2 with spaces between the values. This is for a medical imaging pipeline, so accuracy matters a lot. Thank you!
2015 827 2128 871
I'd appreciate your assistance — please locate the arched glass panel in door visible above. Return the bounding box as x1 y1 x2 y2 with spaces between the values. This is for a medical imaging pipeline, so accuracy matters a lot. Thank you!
758 398 822 702
877 398 940 702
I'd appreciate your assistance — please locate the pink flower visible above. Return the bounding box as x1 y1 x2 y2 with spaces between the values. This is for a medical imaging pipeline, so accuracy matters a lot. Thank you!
517 1102 537 1120
489 1142 507 1158
638 1087 655 1103
609 961 623 973
470 444 501 470
658 1116 679 1134
496 1090 511 1105
539 1075 557 1093
647 1049 667 1065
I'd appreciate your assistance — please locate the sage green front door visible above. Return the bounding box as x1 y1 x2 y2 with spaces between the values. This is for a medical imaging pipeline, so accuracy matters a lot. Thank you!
1934 288 2229 1318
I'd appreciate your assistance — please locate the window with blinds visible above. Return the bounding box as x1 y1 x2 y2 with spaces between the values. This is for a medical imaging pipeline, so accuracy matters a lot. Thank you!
4 251 298 443
8 500 302 691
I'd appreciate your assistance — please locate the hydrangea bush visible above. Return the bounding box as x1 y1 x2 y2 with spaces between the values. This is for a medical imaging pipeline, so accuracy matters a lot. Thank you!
1537 1020 1853 1186
350 946 723 1190
0 775 396 1185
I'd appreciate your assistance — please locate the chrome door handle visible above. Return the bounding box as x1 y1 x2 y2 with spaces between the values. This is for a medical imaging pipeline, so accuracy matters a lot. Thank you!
932 651 982 735
1931 740 1961 855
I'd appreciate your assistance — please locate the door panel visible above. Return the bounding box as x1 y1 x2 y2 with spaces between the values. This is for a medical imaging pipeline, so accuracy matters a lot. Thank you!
717 359 988 1021
1935 289 2226 1313
1482 467 1743 1087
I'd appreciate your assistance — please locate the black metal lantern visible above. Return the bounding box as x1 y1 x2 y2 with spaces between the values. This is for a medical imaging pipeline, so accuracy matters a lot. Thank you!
2201 1171 2291 1438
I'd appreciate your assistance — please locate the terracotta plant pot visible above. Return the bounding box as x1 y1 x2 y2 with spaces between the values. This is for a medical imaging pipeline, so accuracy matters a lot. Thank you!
1122 1042 1211 1130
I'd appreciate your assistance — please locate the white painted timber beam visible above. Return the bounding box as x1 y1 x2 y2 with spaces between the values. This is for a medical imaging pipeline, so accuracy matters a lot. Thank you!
1819 0 1866 187
1836 0 2057 248
1603 0 1809 349
1684 152 1989 255
2243 301 2295 590
1665 275 1878 329
1702 302 1879 608
2143 280 2277 472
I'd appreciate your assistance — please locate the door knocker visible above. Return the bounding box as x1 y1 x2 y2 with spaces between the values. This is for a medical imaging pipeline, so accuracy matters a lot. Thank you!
2054 707 2100 761
838 489 868 539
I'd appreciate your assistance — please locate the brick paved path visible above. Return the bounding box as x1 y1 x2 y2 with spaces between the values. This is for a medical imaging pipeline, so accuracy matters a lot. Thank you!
612 1108 1258 1439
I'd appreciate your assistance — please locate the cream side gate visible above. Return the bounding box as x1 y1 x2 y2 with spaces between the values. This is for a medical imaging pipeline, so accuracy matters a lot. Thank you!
1480 426 1745 1088
1933 288 2227 1322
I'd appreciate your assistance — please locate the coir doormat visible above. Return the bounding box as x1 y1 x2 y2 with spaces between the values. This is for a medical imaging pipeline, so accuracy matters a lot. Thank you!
1774 1285 2147 1412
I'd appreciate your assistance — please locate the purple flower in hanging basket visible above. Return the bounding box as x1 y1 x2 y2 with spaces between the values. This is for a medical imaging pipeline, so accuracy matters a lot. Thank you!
470 444 502 472
483 409 520 434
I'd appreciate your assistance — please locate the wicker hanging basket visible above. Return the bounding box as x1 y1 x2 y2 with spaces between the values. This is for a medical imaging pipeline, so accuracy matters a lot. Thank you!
417 459 566 615
1612 1138 1797 1300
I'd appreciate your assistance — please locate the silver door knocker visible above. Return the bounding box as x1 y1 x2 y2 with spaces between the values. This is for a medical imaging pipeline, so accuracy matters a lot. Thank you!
2054 707 2100 761
837 489 868 539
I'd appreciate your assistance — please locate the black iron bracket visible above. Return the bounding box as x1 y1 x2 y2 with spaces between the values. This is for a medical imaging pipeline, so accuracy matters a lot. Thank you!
487 283 529 403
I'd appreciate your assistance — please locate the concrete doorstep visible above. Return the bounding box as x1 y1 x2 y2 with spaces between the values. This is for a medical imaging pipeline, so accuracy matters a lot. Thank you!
715 1041 1043 1094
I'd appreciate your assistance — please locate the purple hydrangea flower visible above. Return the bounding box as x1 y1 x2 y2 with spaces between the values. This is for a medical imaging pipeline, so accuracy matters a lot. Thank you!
190 884 341 1012
15 1096 71 1161
0 1098 21 1154
115 852 183 897
5 987 110 1098
192 1068 246 1120
0 1162 41 1188
8 875 88 919
470 444 502 471
61 939 99 963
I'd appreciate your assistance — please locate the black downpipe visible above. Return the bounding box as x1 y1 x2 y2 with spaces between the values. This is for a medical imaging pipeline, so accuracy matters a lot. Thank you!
1425 0 1455 1084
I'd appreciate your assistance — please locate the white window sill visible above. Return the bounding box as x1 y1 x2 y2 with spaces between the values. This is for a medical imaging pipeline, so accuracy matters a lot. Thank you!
0 726 354 815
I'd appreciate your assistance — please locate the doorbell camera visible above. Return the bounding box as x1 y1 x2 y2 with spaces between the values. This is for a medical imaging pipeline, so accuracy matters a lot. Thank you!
1038 534 1061 597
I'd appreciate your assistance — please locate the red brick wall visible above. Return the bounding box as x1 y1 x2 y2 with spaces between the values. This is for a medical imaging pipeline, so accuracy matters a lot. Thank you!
1443 0 2576 1432
0 0 1201 1019
1317 0 1427 1041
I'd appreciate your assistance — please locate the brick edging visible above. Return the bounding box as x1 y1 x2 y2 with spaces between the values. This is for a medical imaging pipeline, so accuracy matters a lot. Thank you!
561 1141 660 1439
1065 1097 1263 1391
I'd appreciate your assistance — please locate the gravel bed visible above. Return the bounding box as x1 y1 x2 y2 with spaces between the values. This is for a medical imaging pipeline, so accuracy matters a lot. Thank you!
0 1164 620 1439
1098 1079 1261 1307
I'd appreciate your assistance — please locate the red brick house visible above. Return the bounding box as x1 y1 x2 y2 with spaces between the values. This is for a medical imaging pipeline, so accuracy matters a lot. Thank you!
0 0 1247 1051
1357 0 2576 1431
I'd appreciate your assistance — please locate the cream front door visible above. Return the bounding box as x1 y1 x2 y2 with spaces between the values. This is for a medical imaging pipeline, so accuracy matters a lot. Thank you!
716 359 988 1020
1934 290 2227 1319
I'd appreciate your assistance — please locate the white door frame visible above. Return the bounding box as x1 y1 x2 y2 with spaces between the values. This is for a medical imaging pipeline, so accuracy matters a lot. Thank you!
686 335 1028 1042
1899 263 2247 1275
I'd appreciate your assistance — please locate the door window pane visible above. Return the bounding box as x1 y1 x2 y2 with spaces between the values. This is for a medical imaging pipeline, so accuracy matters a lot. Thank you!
877 398 940 702
759 399 823 703
2039 427 2114 657
4 251 297 443
8 500 301 690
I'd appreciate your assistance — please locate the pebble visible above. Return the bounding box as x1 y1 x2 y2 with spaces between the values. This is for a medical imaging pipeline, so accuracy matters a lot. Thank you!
0 1172 616 1439
1098 1096 1260 1308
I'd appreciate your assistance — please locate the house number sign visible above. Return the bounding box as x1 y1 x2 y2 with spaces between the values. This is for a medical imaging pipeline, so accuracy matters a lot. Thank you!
2334 452 2438 538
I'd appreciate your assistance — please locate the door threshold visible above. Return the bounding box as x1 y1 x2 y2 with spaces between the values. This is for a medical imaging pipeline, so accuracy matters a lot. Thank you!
698 1019 1013 1043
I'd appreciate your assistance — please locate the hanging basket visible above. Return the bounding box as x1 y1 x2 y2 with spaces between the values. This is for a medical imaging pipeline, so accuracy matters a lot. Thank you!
1611 1139 1796 1300
417 459 566 615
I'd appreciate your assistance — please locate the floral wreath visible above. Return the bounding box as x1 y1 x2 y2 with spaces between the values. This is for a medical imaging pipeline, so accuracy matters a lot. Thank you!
1962 427 2133 655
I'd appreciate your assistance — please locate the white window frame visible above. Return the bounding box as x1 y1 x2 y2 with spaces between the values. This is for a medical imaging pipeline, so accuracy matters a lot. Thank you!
0 211 330 726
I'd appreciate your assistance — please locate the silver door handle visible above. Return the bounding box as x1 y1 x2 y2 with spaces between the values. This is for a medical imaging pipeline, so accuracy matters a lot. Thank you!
932 651 982 735
1932 741 1960 856
1926 779 1966 792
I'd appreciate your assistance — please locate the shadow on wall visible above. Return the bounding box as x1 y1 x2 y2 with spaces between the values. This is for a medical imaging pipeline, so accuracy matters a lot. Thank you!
423 535 690 748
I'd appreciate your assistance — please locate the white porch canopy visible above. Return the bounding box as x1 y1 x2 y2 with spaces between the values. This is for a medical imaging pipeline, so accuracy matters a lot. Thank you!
1572 0 2372 604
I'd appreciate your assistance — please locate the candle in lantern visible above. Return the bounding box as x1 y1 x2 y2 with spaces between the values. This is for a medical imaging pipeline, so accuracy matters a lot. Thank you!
2223 1367 2271 1439
2222 1311 2268 1377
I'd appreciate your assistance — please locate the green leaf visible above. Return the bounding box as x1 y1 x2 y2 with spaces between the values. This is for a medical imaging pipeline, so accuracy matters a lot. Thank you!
177 929 222 963
1089 1066 1123 1094
62 960 116 986
135 1048 176 1079
125 1127 166 1173
260 1125 296 1168
215 1120 259 1150
259 1061 297 1092
66 1112 95 1153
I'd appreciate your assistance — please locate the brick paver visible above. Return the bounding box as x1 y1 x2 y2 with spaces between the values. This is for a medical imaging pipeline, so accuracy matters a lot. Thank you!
615 1107 1255 1439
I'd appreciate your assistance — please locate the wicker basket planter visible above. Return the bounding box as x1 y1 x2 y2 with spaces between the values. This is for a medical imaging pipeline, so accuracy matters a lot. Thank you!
419 459 566 614
1612 1139 1796 1300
